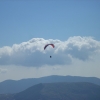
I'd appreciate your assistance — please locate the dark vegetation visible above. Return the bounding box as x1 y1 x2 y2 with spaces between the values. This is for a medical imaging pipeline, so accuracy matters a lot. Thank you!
0 75 100 94
0 82 100 100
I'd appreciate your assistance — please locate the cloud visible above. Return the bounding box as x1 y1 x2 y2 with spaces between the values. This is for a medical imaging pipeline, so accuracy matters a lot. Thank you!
0 68 7 74
0 36 100 67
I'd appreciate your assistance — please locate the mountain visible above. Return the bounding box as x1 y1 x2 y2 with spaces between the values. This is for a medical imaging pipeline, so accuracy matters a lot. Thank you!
0 75 100 94
2 82 100 100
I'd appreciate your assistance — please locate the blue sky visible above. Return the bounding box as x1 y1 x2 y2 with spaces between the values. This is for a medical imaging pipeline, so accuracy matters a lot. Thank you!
0 0 100 47
0 0 100 82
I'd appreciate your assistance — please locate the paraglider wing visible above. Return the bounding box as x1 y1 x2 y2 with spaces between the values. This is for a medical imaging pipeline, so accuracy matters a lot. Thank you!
44 44 55 50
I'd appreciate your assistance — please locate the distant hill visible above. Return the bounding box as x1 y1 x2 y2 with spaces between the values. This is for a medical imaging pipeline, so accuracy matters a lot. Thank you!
0 75 100 94
1 82 100 100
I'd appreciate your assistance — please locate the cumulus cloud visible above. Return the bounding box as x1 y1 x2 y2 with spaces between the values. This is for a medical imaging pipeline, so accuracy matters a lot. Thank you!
0 36 100 67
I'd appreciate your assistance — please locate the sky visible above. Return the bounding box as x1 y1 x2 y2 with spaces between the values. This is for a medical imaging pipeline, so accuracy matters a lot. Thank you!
0 0 100 82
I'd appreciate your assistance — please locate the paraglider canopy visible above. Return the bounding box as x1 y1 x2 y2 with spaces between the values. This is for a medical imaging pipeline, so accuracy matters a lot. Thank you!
44 44 55 50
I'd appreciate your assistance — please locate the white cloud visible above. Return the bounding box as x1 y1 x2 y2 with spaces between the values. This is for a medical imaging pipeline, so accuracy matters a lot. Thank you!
0 36 100 67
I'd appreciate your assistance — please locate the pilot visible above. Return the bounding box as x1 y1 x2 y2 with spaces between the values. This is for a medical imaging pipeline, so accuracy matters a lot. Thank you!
50 56 52 58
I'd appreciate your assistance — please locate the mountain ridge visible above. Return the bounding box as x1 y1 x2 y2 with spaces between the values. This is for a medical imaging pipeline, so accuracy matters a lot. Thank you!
11 82 100 100
0 75 100 94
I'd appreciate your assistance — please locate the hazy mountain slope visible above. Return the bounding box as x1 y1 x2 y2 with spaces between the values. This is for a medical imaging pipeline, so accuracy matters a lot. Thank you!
0 94 14 100
13 82 100 100
0 75 100 94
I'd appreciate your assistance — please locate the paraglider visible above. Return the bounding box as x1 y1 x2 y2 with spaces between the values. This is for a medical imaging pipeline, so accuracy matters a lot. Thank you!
44 44 55 58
